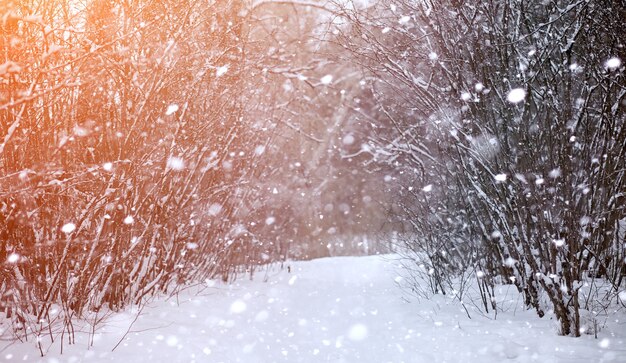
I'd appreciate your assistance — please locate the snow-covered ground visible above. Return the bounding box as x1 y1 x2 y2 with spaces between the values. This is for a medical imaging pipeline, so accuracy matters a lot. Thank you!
2 255 625 362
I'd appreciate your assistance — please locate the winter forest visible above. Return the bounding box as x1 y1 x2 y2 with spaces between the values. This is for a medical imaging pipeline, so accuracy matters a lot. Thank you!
1 0 625 361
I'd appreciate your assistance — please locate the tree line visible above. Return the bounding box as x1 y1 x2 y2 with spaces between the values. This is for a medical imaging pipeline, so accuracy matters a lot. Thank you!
336 0 625 337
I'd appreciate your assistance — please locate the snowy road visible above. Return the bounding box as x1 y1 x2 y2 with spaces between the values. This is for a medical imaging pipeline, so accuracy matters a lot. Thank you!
3 255 625 362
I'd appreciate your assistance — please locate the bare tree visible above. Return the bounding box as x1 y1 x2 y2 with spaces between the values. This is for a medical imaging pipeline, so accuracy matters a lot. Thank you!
337 0 626 336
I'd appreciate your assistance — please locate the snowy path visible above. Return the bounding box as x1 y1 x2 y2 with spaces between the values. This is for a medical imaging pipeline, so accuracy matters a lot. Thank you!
3 255 625 362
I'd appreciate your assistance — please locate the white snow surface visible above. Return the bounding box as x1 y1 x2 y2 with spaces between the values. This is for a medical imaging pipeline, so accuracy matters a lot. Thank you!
3 255 625 362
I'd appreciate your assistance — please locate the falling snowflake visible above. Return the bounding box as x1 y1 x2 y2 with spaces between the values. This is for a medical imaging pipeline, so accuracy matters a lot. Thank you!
166 335 178 347
422 184 433 192
605 57 621 71
254 310 269 322
507 88 526 104
7 253 19 263
320 74 333 85
514 173 528 184
398 15 411 25
216 65 229 77
123 216 134 225
265 216 276 226
103 162 113 171
208 203 222 216
342 134 355 145
167 156 185 171
598 338 610 348
73 125 89 137
347 324 368 341
61 223 76 234
230 300 247 314
165 104 179 115
254 145 266 155
494 173 507 182
504 257 517 267
548 168 561 178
